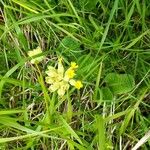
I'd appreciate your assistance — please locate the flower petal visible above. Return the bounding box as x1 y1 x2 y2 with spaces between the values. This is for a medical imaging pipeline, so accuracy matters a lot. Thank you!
49 82 60 92
71 62 78 69
65 68 75 79
74 80 83 89
57 88 66 96
27 46 44 64
45 77 55 84
57 58 64 78
69 79 76 86
46 66 57 77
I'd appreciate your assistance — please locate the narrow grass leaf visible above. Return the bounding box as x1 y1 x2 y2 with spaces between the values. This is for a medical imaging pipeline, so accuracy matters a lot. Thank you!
67 0 82 25
94 115 105 150
125 30 150 49
59 116 83 145
98 0 119 53
0 130 61 143
0 59 26 98
124 2 135 27
119 89 148 135
12 0 38 14
104 109 131 122
94 61 103 100
0 110 25 115
0 75 33 88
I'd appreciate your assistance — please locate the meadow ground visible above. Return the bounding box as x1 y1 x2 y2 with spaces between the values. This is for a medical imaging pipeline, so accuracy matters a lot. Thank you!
0 0 150 149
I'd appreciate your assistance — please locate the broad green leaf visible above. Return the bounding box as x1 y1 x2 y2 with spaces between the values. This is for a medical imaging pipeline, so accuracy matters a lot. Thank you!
104 73 135 94
101 87 113 101
58 36 81 56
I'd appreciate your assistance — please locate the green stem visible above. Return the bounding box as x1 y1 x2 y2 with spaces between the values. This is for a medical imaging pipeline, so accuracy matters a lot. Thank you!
35 64 51 124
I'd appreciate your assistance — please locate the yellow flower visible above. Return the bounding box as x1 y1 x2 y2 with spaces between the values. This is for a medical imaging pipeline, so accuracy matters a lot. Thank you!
69 79 83 89
74 80 83 89
64 68 75 81
28 46 45 64
45 58 83 96
70 62 78 69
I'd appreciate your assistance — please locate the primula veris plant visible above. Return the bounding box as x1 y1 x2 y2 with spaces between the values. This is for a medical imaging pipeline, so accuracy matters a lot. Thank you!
28 46 45 64
45 58 83 96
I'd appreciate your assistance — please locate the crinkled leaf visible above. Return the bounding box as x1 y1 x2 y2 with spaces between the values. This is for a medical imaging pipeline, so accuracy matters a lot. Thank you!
58 36 81 54
104 73 135 94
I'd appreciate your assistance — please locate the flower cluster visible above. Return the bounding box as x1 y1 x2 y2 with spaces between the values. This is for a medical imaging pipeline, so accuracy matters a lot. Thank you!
28 46 45 64
45 58 83 96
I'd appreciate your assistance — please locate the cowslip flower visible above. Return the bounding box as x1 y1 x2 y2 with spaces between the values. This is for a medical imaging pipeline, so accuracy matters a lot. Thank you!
45 58 83 96
69 80 83 89
28 46 45 64
70 62 78 69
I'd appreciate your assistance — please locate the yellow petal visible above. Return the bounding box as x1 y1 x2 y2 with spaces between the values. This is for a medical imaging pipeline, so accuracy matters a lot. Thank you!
48 66 56 71
35 46 42 53
57 81 69 96
49 82 60 92
46 66 57 77
28 46 42 57
57 88 66 96
69 79 76 86
27 51 34 57
60 81 69 90
27 46 44 64
45 77 55 84
71 62 78 69
57 59 64 77
30 57 44 64
57 74 63 81
65 68 75 79
74 80 83 89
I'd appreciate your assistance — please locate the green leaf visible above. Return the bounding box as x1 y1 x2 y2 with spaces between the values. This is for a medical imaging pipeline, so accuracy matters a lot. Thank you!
101 87 113 101
0 110 25 115
0 116 35 133
77 54 100 81
104 73 135 94
79 0 98 11
94 115 106 150
59 116 83 145
58 36 81 54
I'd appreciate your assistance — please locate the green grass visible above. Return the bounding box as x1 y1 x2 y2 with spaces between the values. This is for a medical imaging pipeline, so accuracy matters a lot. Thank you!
0 0 150 149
